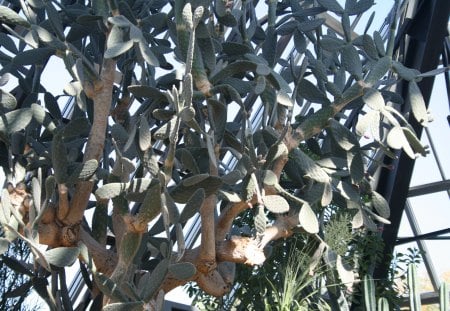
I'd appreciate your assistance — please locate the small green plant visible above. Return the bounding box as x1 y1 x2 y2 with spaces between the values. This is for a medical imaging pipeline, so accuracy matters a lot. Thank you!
264 240 331 311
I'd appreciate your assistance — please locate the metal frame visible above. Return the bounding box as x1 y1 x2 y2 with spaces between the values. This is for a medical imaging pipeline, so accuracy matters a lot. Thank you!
373 0 450 299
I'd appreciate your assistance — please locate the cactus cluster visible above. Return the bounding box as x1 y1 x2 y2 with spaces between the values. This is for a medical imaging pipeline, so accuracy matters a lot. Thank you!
0 0 445 309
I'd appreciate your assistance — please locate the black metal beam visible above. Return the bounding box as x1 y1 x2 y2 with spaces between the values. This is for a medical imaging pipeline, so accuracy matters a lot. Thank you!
400 291 450 307
396 227 450 245
374 0 450 281
408 180 450 197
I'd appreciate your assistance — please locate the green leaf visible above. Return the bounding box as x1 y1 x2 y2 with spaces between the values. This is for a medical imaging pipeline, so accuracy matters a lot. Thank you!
336 255 354 289
13 48 55 65
0 33 18 54
289 148 330 183
346 0 374 15
337 179 359 202
325 82 342 97
297 78 331 105
256 64 271 76
320 36 346 52
44 1 65 40
180 106 195 122
351 209 364 229
362 209 378 231
170 175 222 203
387 126 416 158
176 148 199 174
264 142 288 170
126 178 153 198
277 20 299 36
217 11 237 27
138 41 160 66
112 157 135 181
403 126 427 156
373 31 385 56
222 170 244 185
341 45 362 79
222 42 253 55
108 15 132 27
317 0 344 13
52 132 69 184
417 67 449 79
255 76 267 95
262 27 277 67
140 258 169 302
31 103 56 132
262 170 278 186
63 117 90 138
299 203 319 233
392 61 420 81
341 13 351 42
349 152 364 184
218 190 241 203
104 40 134 59
363 88 385 111
119 232 142 265
210 84 243 106
293 30 307 54
181 2 193 30
263 195 289 214
211 60 291 92
130 24 142 42
242 174 257 202
362 34 379 60
44 175 56 201
45 247 80 267
78 159 99 180
103 302 144 311
95 182 128 201
138 115 151 151
175 223 185 261
409 81 428 127
207 99 227 143
154 116 176 140
0 6 30 27
254 204 267 234
298 18 325 33
371 191 390 218
152 109 175 121
168 262 196 280
365 56 391 86
0 88 17 109
94 272 128 302
128 85 166 102
197 35 216 72
356 110 380 140
328 119 359 151
276 90 294 107
0 108 33 133
135 179 161 227
363 205 390 224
